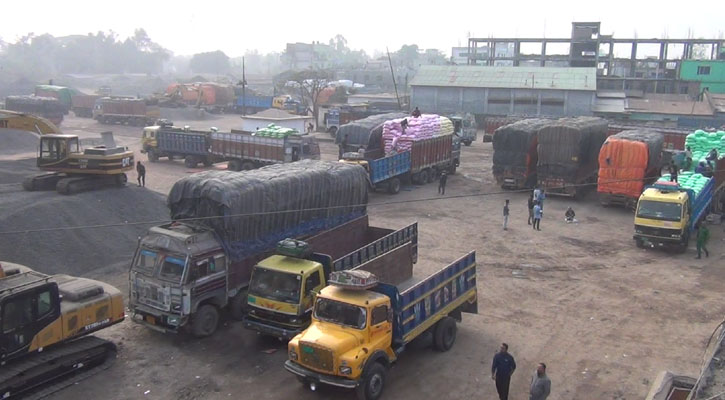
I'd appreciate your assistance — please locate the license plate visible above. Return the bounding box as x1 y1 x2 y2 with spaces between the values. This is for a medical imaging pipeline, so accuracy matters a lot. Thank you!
146 315 156 325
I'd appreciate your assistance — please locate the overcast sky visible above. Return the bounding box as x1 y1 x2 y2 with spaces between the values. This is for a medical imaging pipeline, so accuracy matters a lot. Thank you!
2 0 723 57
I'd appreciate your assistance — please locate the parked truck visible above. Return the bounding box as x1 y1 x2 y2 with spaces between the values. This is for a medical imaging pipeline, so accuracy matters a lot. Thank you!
234 95 274 113
449 113 477 146
285 251 478 400
34 84 76 113
142 122 218 167
211 128 320 171
598 130 665 208
537 117 610 197
70 94 100 118
243 216 417 339
633 157 725 252
128 160 369 337
93 97 160 126
4 95 65 126
492 119 550 189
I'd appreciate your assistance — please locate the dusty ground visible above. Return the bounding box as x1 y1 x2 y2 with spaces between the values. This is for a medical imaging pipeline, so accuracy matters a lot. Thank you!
1 114 724 400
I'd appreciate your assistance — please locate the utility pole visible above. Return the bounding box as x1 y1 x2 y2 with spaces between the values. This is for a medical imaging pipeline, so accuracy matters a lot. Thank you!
241 56 247 116
387 47 402 110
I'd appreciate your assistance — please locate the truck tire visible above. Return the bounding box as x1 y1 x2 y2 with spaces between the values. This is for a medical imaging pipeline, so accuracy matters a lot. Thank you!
190 304 219 338
676 233 689 254
115 173 127 186
426 169 437 183
387 178 401 194
229 289 249 321
184 156 199 168
448 164 457 175
228 159 242 171
203 158 214 167
433 316 457 352
241 161 255 171
464 139 472 146
635 238 645 249
355 362 387 400
147 149 159 162
418 170 429 185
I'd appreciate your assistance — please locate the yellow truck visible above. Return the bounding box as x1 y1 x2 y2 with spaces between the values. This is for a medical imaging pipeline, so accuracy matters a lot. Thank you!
285 251 477 400
243 216 417 339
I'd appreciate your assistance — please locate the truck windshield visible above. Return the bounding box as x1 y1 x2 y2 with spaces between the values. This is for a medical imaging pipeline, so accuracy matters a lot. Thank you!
249 267 301 304
134 248 158 274
314 298 367 330
637 200 682 222
158 256 186 283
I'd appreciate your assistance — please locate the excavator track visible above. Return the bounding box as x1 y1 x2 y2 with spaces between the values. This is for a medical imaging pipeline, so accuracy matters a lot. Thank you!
55 173 127 195
0 336 116 399
22 173 63 192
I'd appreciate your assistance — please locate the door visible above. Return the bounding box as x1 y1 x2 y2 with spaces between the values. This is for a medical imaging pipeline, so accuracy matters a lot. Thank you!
302 271 323 312
0 284 60 359
369 304 392 347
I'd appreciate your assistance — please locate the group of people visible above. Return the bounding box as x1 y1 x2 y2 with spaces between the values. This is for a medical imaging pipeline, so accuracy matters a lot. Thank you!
671 146 718 182
501 188 577 231
491 343 551 400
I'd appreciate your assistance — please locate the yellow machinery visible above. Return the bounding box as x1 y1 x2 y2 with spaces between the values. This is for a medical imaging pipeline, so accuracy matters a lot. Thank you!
0 261 124 398
0 110 61 135
22 133 134 194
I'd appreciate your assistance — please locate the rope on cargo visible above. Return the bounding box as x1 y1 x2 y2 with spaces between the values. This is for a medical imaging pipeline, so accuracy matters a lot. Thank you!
0 170 723 235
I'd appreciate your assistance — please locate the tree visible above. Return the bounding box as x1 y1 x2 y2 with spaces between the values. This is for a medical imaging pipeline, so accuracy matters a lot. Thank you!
289 69 333 124
395 44 420 68
189 50 230 74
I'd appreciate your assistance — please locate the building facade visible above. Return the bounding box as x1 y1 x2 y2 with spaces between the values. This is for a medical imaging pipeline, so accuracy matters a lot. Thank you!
679 60 725 94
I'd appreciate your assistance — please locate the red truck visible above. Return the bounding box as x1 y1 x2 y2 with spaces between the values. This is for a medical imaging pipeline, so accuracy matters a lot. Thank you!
71 94 100 118
93 97 161 126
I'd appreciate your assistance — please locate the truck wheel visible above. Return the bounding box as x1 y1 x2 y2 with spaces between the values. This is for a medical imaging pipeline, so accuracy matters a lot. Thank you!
635 238 645 249
426 169 437 183
464 140 472 146
228 160 242 171
190 304 219 338
203 158 214 167
184 156 198 168
241 161 255 171
676 233 689 254
418 170 429 185
229 289 249 321
448 164 457 175
115 173 127 186
387 178 401 194
147 149 159 162
356 362 386 400
433 316 457 352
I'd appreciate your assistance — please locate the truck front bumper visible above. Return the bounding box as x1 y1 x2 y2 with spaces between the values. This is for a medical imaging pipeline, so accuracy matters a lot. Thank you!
284 360 359 389
130 304 186 333
243 316 304 340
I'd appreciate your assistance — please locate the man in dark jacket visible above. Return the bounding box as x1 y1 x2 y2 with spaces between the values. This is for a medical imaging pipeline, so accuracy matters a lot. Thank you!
668 160 678 183
136 161 146 187
438 171 447 195
492 343 516 400
412 106 421 118
527 194 535 225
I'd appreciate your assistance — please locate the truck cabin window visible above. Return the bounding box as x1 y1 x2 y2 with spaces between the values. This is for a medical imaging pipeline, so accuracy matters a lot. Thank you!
314 298 367 329
135 249 158 273
159 256 186 283
188 257 223 281
636 200 682 222
305 272 321 295
371 305 388 325
249 268 301 304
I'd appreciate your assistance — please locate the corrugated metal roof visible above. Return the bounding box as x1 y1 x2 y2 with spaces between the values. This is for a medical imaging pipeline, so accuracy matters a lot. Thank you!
592 97 627 113
410 65 597 91
626 97 714 116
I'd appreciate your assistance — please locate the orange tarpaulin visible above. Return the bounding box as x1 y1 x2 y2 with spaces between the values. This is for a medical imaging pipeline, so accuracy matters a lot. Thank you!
597 138 650 198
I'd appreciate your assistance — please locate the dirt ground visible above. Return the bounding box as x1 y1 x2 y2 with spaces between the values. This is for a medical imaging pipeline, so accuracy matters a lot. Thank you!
1 114 724 400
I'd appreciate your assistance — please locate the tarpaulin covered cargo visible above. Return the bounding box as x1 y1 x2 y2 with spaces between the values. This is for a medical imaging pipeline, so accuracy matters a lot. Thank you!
492 119 550 185
537 117 609 179
335 112 408 151
598 130 664 198
98 98 147 116
167 160 368 261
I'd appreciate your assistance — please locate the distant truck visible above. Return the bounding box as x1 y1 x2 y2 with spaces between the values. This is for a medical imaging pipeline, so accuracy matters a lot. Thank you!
285 251 478 400
4 95 65 126
141 122 220 167
93 97 160 126
598 130 664 208
243 216 417 339
492 119 550 189
34 85 77 113
128 161 369 337
449 113 477 146
235 95 274 113
633 157 725 252
537 117 610 197
70 94 101 118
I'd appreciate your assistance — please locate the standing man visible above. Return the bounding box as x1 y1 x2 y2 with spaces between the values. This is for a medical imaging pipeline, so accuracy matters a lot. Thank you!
503 199 510 230
136 161 146 187
529 363 551 400
533 201 542 231
668 160 678 183
527 194 535 225
412 106 421 118
339 134 349 160
438 170 447 195
695 223 710 259
491 343 516 400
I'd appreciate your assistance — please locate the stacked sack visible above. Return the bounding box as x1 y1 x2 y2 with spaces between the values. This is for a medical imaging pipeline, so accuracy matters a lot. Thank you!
253 123 300 138
382 114 453 154
684 130 725 170
657 172 709 198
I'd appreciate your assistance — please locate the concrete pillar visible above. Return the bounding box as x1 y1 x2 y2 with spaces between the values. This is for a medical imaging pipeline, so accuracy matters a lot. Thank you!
630 42 638 77
514 40 521 67
541 41 547 67
509 90 514 115
537 92 542 116
483 88 489 114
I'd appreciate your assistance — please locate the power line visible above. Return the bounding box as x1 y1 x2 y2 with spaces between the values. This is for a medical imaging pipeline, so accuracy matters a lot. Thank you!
0 170 722 235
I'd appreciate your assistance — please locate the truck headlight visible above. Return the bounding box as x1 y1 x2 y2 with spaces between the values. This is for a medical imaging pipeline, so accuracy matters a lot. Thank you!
172 304 181 311
671 234 680 238
167 316 180 326
635 229 642 234
339 366 352 375
289 349 298 361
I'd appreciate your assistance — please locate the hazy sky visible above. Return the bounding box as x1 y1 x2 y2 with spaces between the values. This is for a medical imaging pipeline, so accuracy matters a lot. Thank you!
2 0 723 57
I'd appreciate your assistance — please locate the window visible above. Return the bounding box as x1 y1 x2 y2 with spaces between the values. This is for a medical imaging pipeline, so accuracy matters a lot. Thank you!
680 86 690 95
159 256 186 282
37 290 52 318
305 272 321 294
2 295 33 333
371 305 388 325
697 66 711 75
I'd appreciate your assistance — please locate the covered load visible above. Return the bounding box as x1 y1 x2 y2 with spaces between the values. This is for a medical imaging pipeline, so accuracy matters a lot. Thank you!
492 118 550 188
167 160 368 261
335 112 407 153
537 116 609 178
382 114 453 153
684 130 725 170
657 172 710 198
253 123 300 138
598 130 664 199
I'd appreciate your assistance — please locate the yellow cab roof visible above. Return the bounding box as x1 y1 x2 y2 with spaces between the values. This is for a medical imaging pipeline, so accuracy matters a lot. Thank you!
641 187 688 203
318 285 388 308
257 254 320 275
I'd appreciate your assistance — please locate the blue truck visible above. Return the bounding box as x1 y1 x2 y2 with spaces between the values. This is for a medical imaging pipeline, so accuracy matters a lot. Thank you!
235 95 274 113
286 251 478 400
141 123 222 167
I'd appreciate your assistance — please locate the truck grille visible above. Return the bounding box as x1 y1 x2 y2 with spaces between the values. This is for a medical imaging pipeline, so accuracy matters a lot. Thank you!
299 341 334 373
136 278 171 311
634 225 681 238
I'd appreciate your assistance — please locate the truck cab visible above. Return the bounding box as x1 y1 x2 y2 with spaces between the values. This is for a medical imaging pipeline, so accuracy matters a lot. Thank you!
634 183 691 252
449 114 477 146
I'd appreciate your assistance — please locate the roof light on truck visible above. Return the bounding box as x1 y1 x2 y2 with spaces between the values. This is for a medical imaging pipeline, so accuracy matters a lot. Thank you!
329 270 379 290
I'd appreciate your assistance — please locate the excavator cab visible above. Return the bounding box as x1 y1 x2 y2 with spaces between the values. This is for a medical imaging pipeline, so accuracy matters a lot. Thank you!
38 135 80 167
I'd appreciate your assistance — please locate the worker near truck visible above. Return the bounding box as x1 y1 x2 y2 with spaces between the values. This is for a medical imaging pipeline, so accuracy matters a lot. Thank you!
491 343 517 400
668 160 678 183
412 106 421 118
695 223 710 259
136 161 146 187
706 148 718 169
529 363 551 400
565 207 576 223
439 170 447 195
503 199 510 230
527 194 535 225
533 202 542 231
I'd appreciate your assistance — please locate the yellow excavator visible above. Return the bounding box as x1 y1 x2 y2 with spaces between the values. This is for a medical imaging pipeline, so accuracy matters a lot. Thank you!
0 261 124 398
0 110 61 135
22 132 134 195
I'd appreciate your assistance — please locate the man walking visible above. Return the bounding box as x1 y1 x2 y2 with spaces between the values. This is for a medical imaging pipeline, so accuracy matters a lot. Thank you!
696 223 710 259
529 363 551 400
136 161 146 187
438 170 447 195
669 160 678 183
532 201 542 231
503 199 510 230
491 343 516 400
527 194 534 225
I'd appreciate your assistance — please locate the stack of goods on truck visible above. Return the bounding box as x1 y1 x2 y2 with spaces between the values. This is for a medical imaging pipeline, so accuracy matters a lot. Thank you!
657 172 709 198
684 130 725 170
536 117 609 196
335 112 408 155
253 123 300 138
597 130 664 202
382 114 453 154
167 160 368 260
492 118 550 189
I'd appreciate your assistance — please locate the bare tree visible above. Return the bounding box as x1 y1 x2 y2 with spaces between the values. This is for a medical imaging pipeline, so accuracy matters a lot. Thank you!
290 69 333 124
